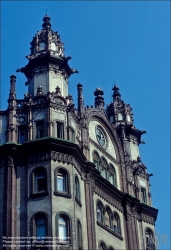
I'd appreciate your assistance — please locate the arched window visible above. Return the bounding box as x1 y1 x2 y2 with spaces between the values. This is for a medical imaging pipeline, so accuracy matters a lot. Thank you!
99 242 107 250
57 168 68 193
30 212 48 243
108 165 117 187
97 201 103 223
146 228 155 249
75 176 81 202
56 213 71 245
118 113 123 120
39 42 45 51
93 151 100 170
127 114 131 122
31 167 47 197
77 220 82 250
104 207 112 229
113 212 121 235
108 247 115 250
100 158 107 179
51 42 56 51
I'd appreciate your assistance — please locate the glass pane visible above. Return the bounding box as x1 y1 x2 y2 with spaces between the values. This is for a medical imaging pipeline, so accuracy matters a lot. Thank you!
19 128 25 143
39 42 45 50
36 218 45 239
59 217 67 240
51 42 56 50
57 175 64 191
118 113 123 120
109 173 114 184
36 173 45 192
101 167 106 178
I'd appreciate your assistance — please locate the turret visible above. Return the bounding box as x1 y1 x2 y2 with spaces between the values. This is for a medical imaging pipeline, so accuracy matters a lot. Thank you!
16 15 78 97
106 85 145 160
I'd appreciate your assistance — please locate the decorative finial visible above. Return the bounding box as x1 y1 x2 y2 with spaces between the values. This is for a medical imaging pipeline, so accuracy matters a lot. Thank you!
77 83 84 115
112 85 121 101
94 88 105 108
9 75 16 100
42 15 51 31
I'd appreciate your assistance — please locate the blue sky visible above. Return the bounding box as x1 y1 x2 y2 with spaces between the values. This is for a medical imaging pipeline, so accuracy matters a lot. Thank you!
1 1 170 249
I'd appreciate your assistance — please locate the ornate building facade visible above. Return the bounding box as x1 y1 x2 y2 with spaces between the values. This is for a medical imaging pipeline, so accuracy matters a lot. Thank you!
0 15 158 250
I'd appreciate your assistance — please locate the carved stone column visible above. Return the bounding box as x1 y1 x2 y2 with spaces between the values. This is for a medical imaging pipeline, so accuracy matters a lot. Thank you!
84 168 96 250
3 145 17 250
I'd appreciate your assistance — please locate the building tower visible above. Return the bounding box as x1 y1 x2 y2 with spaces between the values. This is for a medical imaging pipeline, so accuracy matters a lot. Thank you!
0 15 158 250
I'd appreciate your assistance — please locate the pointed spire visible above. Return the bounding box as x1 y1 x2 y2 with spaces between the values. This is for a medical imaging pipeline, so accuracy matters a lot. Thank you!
112 85 121 101
77 83 84 115
9 74 16 100
94 88 105 108
42 15 51 31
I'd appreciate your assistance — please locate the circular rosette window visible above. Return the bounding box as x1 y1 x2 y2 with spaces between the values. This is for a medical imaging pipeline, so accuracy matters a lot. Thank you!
95 126 107 148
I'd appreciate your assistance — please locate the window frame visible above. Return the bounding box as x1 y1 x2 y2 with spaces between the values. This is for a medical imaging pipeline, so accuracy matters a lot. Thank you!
54 167 71 198
30 212 48 249
145 228 155 250
36 120 45 139
70 127 75 143
75 175 81 206
18 125 27 143
140 187 147 204
99 241 107 250
100 157 108 179
56 121 64 139
113 212 121 235
108 164 117 187
77 219 83 250
93 151 100 170
56 212 72 246
31 167 48 198
96 201 104 224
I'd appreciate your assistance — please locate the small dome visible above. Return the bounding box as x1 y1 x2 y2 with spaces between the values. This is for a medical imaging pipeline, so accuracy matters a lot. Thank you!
29 15 64 58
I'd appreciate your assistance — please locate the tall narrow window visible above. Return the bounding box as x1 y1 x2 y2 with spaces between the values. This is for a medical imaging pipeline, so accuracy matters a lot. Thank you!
18 126 26 143
36 216 46 239
36 172 45 193
31 168 47 198
141 188 147 203
75 176 80 201
97 202 103 223
36 121 44 138
31 213 47 244
70 128 75 143
104 211 110 227
59 216 67 240
39 42 45 51
118 113 123 120
56 169 69 194
113 213 121 235
108 165 117 187
146 229 155 249
77 220 82 250
100 158 107 179
93 152 100 170
57 121 64 139
51 42 56 51
57 214 71 244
